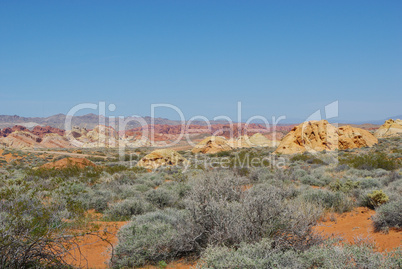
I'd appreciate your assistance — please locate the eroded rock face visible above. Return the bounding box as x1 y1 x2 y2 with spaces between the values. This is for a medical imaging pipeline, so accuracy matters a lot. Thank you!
338 125 378 150
0 131 41 149
275 120 338 154
274 120 378 154
66 127 88 139
191 136 232 154
39 133 73 149
137 149 189 169
374 119 402 138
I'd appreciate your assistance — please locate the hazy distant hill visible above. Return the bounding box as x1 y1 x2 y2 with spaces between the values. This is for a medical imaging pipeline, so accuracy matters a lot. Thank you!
0 114 227 130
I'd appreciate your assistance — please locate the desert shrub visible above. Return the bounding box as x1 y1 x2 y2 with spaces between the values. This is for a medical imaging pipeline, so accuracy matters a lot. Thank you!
334 164 349 172
145 188 179 209
361 190 389 209
200 238 402 269
0 185 75 268
51 182 87 217
80 189 115 213
200 238 303 268
113 208 192 268
300 175 326 186
135 173 165 188
291 153 326 165
340 152 401 171
301 189 354 213
212 151 231 158
185 172 322 249
372 198 402 232
113 170 323 267
249 167 275 183
301 240 401 269
292 168 308 178
104 198 154 221
359 178 381 189
382 171 401 186
329 178 360 193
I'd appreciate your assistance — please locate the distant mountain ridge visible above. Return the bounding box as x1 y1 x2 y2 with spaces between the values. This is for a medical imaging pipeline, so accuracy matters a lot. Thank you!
0 113 227 130
0 113 400 130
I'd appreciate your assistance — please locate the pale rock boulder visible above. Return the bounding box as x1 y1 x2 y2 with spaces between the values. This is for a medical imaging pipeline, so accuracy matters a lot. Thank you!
192 136 232 154
227 133 277 148
227 135 252 148
374 119 402 138
137 149 189 169
249 133 278 147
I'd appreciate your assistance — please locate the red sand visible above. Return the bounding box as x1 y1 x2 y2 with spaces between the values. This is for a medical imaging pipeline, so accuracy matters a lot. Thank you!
314 207 402 251
66 221 127 269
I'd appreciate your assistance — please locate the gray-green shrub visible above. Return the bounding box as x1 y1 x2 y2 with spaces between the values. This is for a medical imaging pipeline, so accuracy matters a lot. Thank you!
372 198 402 232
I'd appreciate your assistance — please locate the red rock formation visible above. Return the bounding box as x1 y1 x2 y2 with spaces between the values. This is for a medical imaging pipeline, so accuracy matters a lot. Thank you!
0 125 64 138
32 126 65 137
124 124 293 139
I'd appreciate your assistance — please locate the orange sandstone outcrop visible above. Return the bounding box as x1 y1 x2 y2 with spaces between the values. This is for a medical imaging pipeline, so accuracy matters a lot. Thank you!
137 149 189 169
40 157 96 169
374 119 402 138
337 125 378 150
191 136 232 154
275 120 377 154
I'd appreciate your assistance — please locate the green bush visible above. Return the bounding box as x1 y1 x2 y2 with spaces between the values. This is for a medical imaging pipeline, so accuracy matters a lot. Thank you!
362 190 389 209
329 179 360 193
340 152 401 171
291 153 326 165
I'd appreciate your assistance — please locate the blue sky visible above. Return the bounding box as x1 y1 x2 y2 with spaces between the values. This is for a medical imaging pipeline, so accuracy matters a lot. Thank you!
0 0 401 122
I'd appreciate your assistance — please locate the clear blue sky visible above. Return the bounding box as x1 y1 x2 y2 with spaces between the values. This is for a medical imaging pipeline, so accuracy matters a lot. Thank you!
0 0 401 122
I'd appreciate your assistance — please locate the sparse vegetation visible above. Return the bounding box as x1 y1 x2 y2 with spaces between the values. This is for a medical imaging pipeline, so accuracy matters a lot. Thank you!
0 135 401 267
